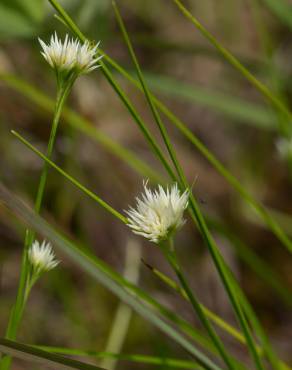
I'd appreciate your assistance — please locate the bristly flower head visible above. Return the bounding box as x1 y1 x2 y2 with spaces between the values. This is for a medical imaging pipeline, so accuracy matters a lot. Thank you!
39 33 102 81
126 182 189 243
28 239 59 274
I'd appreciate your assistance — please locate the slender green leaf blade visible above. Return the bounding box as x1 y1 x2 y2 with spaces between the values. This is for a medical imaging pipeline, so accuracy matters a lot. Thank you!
0 182 222 370
0 339 104 370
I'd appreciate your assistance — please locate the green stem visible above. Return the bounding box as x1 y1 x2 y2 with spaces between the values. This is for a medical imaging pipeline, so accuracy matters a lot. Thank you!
0 81 72 370
112 1 184 188
11 131 127 224
26 80 73 245
111 4 266 369
99 61 176 181
100 51 292 254
186 198 266 370
160 240 236 370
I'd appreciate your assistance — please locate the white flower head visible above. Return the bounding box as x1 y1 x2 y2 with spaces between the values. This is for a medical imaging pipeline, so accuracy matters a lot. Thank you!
39 32 102 78
28 239 59 274
126 182 189 243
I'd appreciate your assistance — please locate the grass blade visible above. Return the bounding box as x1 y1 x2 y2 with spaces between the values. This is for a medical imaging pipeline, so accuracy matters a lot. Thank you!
101 54 292 255
11 134 287 369
0 73 163 184
2 73 291 309
111 3 267 369
0 339 104 370
112 3 238 369
35 346 203 369
11 130 127 223
0 182 222 370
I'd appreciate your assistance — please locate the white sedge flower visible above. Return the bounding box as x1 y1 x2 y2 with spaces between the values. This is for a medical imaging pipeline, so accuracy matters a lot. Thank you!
28 240 59 273
126 182 189 243
39 32 102 75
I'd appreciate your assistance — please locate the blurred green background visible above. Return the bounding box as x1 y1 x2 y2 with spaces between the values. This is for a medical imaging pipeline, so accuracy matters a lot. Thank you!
1 0 292 368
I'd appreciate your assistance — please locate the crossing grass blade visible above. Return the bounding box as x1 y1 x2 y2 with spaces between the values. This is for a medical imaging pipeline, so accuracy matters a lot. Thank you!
2 73 292 309
0 73 163 184
149 266 291 370
0 339 105 370
11 131 246 364
111 3 269 369
13 132 289 370
100 53 292 255
0 182 223 370
35 346 203 369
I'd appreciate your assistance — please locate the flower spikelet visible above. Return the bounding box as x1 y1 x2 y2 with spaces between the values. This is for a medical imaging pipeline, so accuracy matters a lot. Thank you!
28 240 59 274
126 182 189 243
38 32 102 76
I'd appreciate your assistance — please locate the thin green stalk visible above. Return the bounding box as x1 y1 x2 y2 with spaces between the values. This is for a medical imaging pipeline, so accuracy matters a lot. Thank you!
99 60 176 182
111 4 266 369
3 73 291 308
2 74 292 308
171 0 292 136
48 0 87 42
15 132 283 370
113 5 240 369
36 346 203 369
28 80 74 244
1 81 72 370
48 0 178 185
13 132 238 364
160 241 236 370
186 197 266 370
224 265 283 370
0 73 163 184
0 339 105 370
11 131 127 224
0 183 224 370
101 52 292 254
112 1 184 187
142 260 251 348
146 260 288 370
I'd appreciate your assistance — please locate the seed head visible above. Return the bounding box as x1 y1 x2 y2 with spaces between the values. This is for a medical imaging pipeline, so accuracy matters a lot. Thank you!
39 32 102 77
126 182 189 243
28 240 59 274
